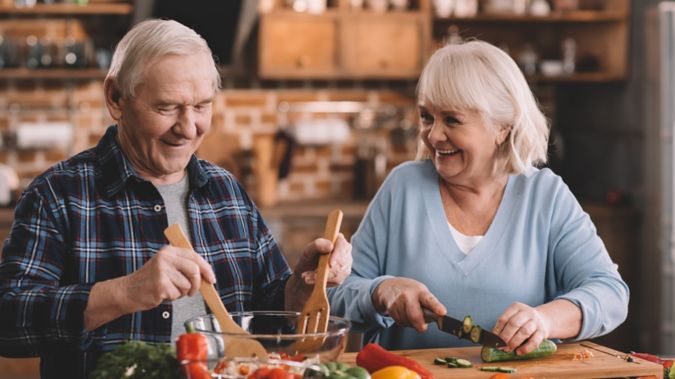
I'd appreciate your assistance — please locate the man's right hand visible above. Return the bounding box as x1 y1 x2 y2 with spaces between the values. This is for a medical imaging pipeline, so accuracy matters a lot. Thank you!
121 246 216 311
84 245 215 331
371 277 447 333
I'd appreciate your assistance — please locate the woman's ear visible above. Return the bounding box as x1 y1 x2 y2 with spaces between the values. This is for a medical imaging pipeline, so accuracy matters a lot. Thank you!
104 78 123 121
496 124 512 146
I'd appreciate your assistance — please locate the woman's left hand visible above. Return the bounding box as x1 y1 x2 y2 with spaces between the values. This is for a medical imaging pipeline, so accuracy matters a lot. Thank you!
493 302 552 356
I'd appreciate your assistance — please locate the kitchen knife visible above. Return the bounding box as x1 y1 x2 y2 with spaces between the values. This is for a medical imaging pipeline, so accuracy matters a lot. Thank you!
423 309 506 347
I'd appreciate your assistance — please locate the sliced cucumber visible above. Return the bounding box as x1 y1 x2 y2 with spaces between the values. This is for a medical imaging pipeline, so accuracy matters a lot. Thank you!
433 357 447 365
470 325 482 343
455 358 472 368
480 366 516 373
480 366 500 372
462 315 473 334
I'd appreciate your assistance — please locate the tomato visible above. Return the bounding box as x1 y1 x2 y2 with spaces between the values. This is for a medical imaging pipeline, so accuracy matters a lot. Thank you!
248 367 271 379
267 367 294 379
183 362 211 379
247 366 293 379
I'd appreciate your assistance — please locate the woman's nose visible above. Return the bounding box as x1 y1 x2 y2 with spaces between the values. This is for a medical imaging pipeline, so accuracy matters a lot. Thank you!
427 121 446 143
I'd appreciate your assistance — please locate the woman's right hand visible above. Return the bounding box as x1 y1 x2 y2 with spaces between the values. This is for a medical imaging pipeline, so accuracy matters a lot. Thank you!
372 277 447 332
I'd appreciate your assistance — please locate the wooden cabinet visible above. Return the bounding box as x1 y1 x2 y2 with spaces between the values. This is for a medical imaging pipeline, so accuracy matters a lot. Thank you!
433 0 630 83
259 12 338 78
341 13 428 78
258 0 431 79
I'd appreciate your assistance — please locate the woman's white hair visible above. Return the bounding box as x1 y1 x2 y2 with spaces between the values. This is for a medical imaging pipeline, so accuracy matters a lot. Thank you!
106 19 221 98
416 40 549 174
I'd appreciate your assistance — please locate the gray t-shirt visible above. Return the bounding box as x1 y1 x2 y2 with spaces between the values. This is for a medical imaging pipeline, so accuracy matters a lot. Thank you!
155 174 207 342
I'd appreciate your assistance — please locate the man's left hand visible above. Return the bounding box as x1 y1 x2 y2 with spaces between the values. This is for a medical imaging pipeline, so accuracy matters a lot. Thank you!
295 233 352 287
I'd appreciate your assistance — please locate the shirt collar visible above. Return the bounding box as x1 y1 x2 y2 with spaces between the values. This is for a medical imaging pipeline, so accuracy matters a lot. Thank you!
95 125 209 197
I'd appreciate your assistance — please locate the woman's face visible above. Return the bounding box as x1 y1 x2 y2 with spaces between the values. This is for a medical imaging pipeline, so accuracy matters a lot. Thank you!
418 103 508 186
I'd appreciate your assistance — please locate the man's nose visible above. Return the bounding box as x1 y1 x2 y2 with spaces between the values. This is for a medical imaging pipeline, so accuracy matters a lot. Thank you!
174 109 197 139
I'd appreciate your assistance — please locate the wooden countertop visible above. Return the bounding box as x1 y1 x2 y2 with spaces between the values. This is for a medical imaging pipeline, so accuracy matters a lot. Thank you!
340 342 663 378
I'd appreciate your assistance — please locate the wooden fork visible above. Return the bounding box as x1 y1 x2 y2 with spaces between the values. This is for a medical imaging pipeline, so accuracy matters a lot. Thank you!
164 224 268 360
295 209 344 335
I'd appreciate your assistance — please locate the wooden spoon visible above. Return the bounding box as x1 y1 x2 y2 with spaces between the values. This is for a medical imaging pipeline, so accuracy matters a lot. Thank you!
291 209 343 355
164 224 268 360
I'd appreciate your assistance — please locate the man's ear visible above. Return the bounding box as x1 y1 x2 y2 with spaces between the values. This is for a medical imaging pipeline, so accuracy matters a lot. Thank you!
104 78 123 121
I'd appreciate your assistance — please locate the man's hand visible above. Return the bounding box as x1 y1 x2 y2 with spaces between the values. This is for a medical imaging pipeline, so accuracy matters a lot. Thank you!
284 233 352 311
121 246 216 311
371 277 447 332
295 233 352 286
84 246 215 331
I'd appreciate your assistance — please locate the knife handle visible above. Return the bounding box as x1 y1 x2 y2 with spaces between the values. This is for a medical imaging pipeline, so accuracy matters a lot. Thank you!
422 307 440 323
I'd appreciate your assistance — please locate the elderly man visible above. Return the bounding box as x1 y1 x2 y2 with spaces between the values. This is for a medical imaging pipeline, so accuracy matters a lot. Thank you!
0 19 352 378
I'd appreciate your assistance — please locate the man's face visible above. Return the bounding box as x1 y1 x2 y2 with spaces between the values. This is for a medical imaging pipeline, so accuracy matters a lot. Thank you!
114 53 215 184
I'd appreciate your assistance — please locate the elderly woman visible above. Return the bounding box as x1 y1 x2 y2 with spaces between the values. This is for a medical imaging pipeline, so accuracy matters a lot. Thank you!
328 40 628 355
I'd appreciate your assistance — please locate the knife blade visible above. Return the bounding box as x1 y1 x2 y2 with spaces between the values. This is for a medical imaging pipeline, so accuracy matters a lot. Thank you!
423 309 506 347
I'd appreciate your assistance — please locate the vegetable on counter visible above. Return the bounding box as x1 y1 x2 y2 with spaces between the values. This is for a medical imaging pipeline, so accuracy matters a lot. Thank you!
481 339 557 362
90 341 180 379
480 366 517 373
371 365 421 379
356 343 435 379
630 352 675 379
302 362 371 379
432 356 472 368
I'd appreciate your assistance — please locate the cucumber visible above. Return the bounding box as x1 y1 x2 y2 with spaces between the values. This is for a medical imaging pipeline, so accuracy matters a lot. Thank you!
433 357 447 365
455 358 473 368
462 315 473 334
480 366 517 373
470 325 481 343
481 339 557 362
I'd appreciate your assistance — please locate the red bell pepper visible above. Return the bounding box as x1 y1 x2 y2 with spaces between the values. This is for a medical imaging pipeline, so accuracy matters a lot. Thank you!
176 333 210 379
356 343 435 379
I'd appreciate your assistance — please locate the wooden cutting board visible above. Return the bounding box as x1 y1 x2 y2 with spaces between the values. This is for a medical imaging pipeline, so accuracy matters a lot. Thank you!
340 342 663 378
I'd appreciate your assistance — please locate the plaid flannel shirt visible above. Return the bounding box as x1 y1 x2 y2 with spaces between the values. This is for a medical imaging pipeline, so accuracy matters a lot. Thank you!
0 125 292 378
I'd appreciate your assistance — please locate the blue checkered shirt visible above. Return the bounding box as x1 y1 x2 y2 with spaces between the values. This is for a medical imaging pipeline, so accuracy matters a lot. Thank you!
0 125 292 378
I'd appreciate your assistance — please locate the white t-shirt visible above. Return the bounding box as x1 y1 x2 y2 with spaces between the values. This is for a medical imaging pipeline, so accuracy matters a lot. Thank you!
448 222 484 254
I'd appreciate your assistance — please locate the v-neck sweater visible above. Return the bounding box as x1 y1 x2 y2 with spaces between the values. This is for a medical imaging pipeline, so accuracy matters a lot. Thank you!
328 160 629 350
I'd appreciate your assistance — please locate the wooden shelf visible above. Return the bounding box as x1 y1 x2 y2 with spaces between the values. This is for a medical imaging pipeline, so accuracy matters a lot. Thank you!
529 72 626 83
437 11 626 23
0 3 132 15
0 68 106 80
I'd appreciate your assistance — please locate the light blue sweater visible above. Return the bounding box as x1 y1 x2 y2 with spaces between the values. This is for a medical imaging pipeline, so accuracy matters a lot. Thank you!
328 160 629 350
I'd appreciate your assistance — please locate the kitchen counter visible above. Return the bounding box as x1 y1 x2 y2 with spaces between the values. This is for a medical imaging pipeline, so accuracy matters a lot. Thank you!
340 342 663 378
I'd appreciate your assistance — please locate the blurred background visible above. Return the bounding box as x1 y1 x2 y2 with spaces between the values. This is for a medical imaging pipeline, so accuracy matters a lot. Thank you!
0 0 671 376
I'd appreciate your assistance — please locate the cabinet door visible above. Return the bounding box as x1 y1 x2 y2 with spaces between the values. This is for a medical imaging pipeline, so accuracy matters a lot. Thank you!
259 13 338 78
341 14 428 79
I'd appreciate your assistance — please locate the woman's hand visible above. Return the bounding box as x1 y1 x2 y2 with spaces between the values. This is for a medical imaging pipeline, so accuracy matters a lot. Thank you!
372 277 446 332
493 302 552 356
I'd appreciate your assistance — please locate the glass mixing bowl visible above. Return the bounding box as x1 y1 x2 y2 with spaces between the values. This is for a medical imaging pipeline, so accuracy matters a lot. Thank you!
180 311 351 378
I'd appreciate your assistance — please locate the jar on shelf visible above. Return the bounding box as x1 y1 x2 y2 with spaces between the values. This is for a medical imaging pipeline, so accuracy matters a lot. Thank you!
433 0 454 18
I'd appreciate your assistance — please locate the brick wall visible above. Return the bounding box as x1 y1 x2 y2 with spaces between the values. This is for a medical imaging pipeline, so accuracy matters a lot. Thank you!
0 82 418 204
